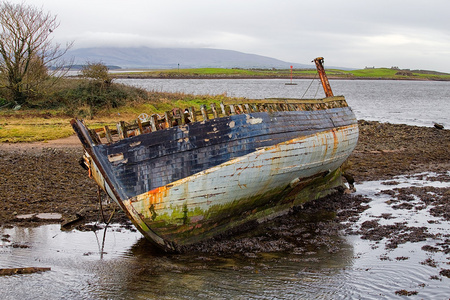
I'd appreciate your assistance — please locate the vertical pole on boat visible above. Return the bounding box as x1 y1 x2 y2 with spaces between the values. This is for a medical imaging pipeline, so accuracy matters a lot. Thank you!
313 57 334 97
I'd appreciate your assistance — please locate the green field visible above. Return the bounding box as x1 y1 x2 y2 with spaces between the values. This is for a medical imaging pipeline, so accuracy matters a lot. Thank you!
113 67 450 80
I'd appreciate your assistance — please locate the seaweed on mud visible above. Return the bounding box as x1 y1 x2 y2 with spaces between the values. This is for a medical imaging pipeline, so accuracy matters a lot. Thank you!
439 269 450 278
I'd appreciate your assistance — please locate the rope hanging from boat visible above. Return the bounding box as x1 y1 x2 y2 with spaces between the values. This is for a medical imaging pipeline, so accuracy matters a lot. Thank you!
301 72 318 99
97 186 115 225
314 78 321 98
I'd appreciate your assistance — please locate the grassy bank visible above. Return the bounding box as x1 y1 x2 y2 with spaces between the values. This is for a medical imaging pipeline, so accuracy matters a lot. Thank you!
0 82 239 143
112 67 450 81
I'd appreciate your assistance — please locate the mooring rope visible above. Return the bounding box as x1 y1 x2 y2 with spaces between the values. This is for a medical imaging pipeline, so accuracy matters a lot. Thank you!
301 73 318 99
97 186 115 225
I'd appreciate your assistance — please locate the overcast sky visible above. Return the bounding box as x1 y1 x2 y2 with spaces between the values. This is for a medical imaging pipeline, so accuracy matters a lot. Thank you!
9 0 450 72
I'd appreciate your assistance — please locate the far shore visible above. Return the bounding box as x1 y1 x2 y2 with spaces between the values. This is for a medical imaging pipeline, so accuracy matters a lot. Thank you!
110 74 450 81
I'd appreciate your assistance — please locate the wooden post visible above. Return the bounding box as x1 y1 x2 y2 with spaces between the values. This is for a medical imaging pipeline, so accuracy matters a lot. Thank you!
117 121 128 139
104 126 113 143
121 121 128 138
165 111 172 128
189 107 197 122
261 104 268 112
150 114 158 131
137 119 143 135
220 103 228 116
201 105 209 120
179 109 186 125
173 108 182 125
210 103 218 119
89 129 102 145
229 104 236 115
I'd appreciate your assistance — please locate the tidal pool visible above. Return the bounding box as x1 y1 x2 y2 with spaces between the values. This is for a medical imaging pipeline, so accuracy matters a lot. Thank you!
1 172 449 299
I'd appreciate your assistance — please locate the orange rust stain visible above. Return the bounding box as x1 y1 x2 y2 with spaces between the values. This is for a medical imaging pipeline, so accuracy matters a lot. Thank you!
331 129 339 156
283 138 298 146
321 133 328 157
144 186 168 210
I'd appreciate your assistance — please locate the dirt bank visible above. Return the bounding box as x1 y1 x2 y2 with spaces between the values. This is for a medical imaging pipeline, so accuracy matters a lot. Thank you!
0 120 448 228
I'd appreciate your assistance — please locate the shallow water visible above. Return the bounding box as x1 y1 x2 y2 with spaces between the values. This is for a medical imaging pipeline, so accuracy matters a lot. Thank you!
116 78 450 128
1 173 449 299
344 172 450 299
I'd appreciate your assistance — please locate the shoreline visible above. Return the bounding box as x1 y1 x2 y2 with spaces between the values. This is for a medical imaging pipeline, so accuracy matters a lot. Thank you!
111 74 450 81
0 120 449 227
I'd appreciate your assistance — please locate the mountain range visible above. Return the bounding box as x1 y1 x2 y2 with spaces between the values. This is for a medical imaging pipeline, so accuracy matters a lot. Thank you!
65 47 315 69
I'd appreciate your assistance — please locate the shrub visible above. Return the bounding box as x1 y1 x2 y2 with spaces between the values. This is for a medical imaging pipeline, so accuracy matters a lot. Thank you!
53 80 149 118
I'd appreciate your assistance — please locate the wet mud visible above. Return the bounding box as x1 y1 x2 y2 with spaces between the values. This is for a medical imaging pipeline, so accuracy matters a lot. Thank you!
0 120 449 257
0 145 128 227
182 192 372 255
349 120 450 181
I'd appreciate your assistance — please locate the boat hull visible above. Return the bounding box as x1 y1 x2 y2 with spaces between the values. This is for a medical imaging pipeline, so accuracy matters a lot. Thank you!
128 125 358 247
72 97 359 251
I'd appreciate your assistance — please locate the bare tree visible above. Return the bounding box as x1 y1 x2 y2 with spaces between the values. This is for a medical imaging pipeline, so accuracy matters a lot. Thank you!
0 1 73 106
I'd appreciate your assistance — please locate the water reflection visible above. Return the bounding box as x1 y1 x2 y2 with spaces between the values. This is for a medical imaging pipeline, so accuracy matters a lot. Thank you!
1 172 449 299
86 240 354 299
1 221 354 299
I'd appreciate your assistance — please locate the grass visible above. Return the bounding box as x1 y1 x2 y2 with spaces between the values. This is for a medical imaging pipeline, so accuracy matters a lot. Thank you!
177 68 256 75
0 113 74 142
117 68 303 78
0 90 239 142
113 67 450 80
0 123 74 143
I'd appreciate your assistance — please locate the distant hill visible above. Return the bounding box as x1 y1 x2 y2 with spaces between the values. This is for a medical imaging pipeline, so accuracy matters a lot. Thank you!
65 47 314 69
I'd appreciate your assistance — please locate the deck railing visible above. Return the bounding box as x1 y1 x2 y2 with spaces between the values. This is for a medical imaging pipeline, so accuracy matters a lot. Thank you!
87 96 347 145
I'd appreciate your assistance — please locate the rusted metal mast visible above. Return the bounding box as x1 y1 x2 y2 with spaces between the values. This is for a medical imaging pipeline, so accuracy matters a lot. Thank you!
314 57 334 98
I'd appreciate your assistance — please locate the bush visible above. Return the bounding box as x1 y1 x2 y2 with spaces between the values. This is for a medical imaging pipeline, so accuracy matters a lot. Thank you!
53 80 149 118
80 62 111 84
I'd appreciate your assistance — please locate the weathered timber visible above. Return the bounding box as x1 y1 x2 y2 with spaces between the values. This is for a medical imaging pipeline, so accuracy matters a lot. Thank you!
84 96 349 145
71 57 359 252
72 97 358 250
104 126 113 143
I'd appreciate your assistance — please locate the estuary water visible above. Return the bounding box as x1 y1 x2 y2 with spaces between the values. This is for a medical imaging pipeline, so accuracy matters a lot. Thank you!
116 78 450 127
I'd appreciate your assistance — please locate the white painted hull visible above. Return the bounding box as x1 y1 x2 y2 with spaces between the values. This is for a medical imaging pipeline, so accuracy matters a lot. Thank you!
126 124 358 245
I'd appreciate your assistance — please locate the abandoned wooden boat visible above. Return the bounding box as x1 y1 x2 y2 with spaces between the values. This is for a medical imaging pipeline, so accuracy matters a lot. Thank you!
71 57 359 251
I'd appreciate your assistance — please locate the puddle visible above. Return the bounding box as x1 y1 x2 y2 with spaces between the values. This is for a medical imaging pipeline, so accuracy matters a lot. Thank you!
0 172 449 299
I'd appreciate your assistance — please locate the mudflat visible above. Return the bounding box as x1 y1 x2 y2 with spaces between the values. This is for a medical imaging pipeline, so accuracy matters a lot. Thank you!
0 120 449 226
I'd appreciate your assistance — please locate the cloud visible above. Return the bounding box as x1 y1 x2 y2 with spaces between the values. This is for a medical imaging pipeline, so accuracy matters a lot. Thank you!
7 0 450 72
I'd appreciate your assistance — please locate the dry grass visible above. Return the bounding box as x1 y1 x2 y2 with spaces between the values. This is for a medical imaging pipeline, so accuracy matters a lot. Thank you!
0 91 242 142
0 112 73 142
